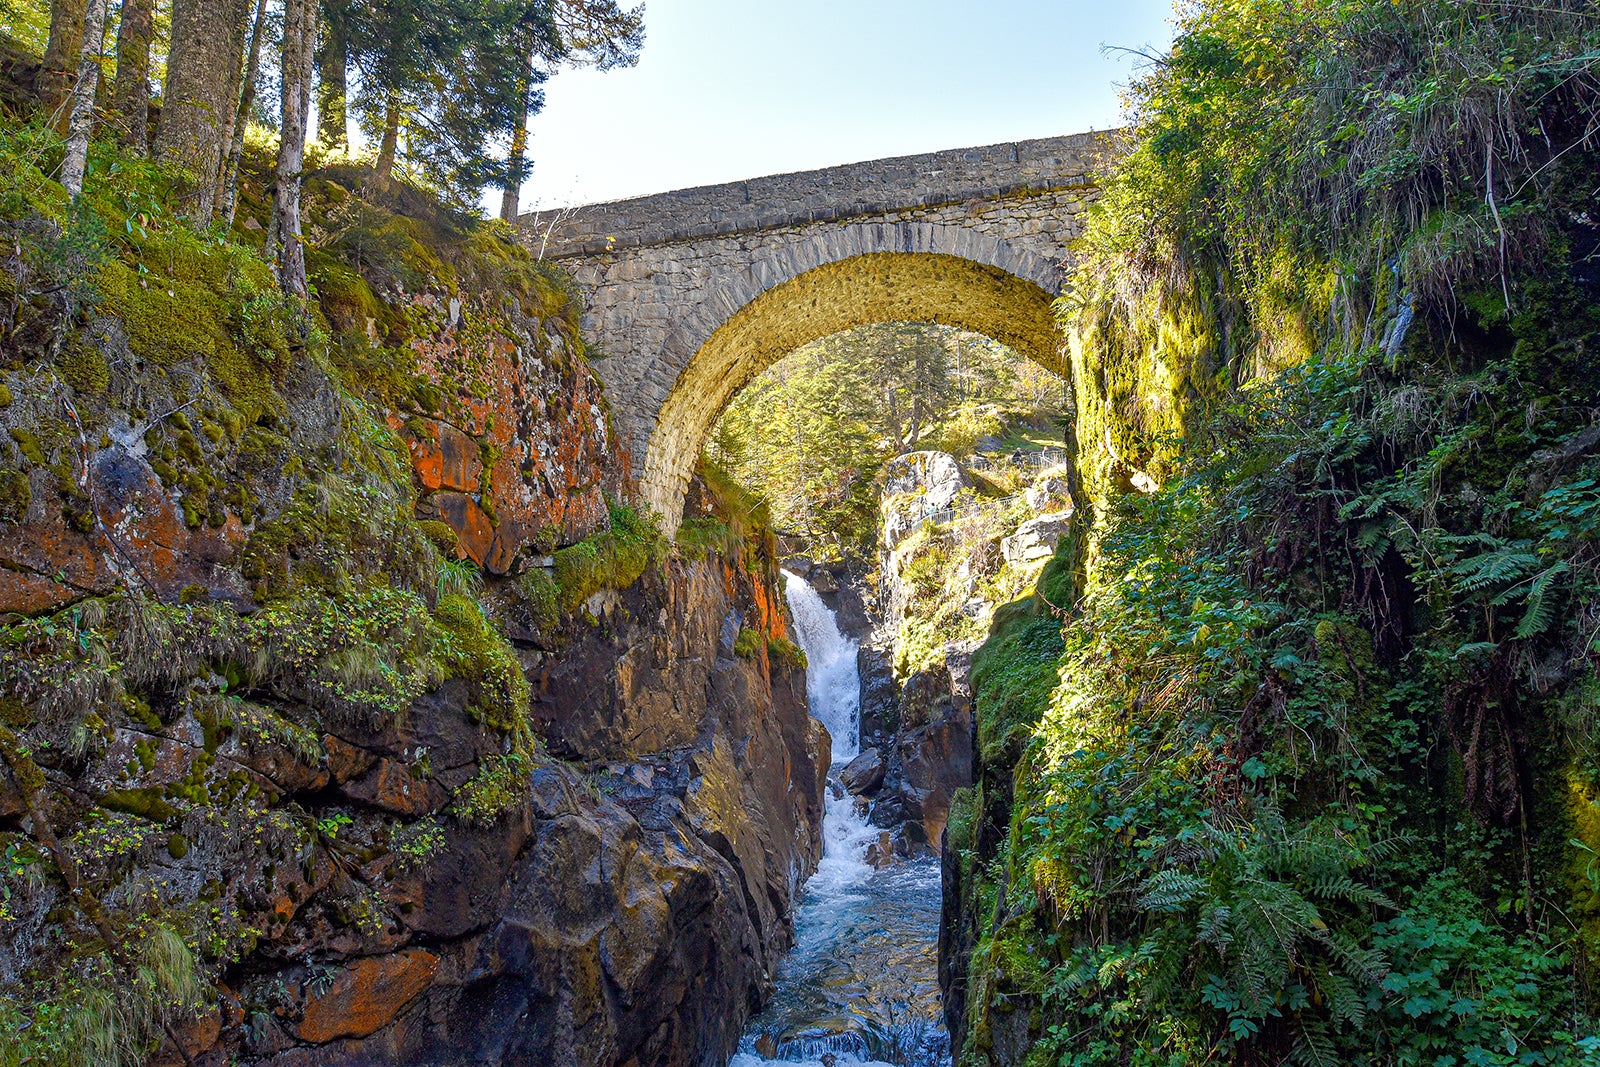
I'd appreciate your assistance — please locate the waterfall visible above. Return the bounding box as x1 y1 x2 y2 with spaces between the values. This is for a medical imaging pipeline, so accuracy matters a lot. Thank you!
783 572 861 763
730 573 951 1067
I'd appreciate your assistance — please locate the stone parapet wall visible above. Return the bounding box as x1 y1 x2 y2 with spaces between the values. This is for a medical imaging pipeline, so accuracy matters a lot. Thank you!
530 131 1120 257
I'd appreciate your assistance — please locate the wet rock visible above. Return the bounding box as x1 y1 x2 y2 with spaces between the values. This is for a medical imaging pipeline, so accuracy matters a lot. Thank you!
862 660 974 855
840 748 887 795
857 642 898 749
808 567 840 594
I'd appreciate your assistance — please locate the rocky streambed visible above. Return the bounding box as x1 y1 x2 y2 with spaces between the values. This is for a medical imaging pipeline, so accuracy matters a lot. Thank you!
731 574 952 1067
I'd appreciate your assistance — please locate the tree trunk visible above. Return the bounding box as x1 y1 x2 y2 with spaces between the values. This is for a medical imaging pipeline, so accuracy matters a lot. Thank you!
374 91 401 181
216 0 269 226
60 0 110 199
41 0 88 128
316 2 349 150
110 0 155 151
271 0 316 300
154 0 253 221
499 111 530 222
498 29 536 223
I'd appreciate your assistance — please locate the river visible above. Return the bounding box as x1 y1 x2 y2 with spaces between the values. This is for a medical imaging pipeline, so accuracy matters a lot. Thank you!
730 574 952 1067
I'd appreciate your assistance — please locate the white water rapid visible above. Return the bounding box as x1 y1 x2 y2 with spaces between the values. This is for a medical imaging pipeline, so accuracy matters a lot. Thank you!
730 573 951 1067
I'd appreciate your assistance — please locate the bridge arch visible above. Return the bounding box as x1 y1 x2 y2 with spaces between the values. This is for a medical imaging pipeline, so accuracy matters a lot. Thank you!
535 131 1120 531
637 222 1065 525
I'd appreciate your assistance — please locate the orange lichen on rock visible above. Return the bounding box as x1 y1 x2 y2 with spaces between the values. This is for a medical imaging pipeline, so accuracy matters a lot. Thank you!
295 949 440 1044
0 448 248 615
395 314 625 575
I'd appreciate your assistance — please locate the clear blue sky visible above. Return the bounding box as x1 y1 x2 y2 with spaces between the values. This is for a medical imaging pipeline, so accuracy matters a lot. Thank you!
519 0 1175 209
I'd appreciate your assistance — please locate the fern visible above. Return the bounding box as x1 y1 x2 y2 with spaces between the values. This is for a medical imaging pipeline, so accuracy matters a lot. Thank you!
1510 561 1570 639
1447 540 1541 594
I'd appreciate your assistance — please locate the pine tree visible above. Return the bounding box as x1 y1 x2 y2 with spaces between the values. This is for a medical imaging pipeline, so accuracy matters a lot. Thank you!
60 0 109 198
155 0 254 219
317 0 352 150
109 0 155 150
40 0 88 127
217 0 270 225
492 0 643 221
345 0 477 185
270 0 317 298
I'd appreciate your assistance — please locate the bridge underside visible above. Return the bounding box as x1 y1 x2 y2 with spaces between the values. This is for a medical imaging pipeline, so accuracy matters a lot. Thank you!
641 251 1061 524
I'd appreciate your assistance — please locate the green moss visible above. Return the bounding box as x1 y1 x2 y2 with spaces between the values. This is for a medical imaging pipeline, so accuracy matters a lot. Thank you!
551 505 663 615
307 251 386 327
451 752 531 826
969 601 1062 770
0 383 10 405
733 627 763 660
0 698 29 728
433 593 531 739
100 787 176 823
166 833 190 860
120 692 160 731
417 519 459 554
59 343 109 394
515 567 561 633
9 428 43 465
0 468 29 522
767 636 807 669
1567 772 1600 967
95 255 287 423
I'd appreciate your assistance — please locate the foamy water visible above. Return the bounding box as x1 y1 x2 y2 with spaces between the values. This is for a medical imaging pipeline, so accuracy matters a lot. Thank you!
731 575 950 1067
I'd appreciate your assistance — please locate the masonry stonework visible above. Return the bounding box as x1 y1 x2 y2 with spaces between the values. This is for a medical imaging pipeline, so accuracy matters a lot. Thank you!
522 130 1120 529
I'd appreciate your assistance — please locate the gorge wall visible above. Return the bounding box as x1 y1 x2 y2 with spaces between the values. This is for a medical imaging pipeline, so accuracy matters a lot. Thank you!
937 3 1600 1063
0 163 827 1066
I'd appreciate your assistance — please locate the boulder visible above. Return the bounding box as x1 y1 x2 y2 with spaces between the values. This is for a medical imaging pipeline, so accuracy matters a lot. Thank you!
840 748 887 795
881 451 970 549
1002 510 1074 566
808 567 840 594
1025 476 1069 513
295 951 440 1044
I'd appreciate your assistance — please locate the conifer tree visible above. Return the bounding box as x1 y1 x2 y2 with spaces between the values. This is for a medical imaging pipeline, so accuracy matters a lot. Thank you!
39 0 87 126
155 0 253 219
59 0 109 198
109 0 155 150
317 0 352 150
271 0 317 298
344 0 477 184
494 0 643 221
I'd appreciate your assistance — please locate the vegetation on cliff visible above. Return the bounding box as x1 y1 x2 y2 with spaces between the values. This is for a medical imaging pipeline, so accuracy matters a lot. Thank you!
950 0 1600 1063
0 37 685 1056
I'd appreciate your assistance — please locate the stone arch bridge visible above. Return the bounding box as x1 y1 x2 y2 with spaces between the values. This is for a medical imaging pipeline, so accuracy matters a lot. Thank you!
523 130 1119 531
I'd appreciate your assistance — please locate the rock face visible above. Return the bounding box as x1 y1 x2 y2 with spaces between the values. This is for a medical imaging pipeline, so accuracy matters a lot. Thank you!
2 543 825 1067
841 748 887 795
0 194 824 1067
397 298 623 574
1001 509 1074 566
851 657 974 861
881 451 971 550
